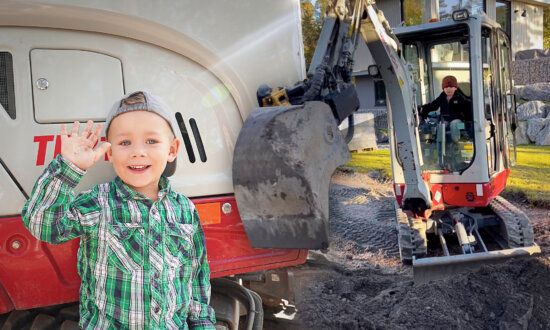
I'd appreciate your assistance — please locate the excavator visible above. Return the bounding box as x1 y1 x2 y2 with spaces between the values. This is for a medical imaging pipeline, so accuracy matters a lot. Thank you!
234 0 540 284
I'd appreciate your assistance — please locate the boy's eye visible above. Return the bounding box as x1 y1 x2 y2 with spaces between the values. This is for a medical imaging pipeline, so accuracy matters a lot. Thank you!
146 139 157 144
120 141 130 146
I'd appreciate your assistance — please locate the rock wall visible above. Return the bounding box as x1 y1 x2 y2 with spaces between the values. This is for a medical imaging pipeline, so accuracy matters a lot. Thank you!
512 49 550 145
513 58 550 86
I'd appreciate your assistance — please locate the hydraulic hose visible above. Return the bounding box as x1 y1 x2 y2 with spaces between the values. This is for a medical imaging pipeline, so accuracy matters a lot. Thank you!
211 278 263 330
344 114 355 143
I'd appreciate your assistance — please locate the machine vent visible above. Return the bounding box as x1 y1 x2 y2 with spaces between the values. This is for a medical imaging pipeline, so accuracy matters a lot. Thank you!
175 112 196 163
189 118 207 163
0 52 16 119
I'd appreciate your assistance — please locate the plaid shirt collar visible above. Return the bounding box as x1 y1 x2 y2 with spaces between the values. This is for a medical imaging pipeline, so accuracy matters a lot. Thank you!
114 176 176 201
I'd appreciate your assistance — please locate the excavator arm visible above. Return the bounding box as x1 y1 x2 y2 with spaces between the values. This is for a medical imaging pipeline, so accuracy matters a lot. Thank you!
233 0 431 249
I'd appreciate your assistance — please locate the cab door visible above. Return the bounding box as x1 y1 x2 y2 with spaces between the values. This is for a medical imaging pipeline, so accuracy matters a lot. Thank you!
496 30 517 167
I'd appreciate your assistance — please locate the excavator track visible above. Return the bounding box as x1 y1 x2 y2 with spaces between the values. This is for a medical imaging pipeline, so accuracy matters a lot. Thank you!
489 196 535 247
413 197 539 284
0 303 80 330
395 207 427 264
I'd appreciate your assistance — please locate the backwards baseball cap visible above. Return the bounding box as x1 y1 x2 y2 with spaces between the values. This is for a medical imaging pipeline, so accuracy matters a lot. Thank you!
442 75 458 89
105 91 178 177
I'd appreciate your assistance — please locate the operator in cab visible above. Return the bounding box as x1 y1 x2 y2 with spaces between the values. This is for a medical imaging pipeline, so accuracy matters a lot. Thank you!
420 75 472 122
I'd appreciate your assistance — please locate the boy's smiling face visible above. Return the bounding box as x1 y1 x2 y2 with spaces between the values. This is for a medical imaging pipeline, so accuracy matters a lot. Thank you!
107 110 179 200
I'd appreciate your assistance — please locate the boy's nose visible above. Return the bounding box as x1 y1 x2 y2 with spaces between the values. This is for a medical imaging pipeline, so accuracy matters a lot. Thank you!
131 145 147 157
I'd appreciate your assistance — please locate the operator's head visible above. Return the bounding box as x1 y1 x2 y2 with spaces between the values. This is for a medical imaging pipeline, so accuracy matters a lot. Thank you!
105 91 180 185
442 75 458 97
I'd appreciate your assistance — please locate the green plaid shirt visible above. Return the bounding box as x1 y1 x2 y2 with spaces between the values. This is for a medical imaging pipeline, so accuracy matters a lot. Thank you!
22 156 215 329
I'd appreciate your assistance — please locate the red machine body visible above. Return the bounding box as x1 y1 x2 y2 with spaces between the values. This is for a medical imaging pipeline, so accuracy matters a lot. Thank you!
393 169 510 211
0 196 306 313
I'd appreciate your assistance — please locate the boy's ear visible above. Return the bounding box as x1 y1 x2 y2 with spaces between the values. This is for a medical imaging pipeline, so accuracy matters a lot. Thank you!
168 138 180 162
107 144 113 163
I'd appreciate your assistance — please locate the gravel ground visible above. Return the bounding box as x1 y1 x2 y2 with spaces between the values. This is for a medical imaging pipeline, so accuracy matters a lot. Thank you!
269 170 550 330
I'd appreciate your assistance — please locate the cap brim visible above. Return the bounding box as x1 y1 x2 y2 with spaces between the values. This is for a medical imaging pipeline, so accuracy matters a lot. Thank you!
163 158 177 177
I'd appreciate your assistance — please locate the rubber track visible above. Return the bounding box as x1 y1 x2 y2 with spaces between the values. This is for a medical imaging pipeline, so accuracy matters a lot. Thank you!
489 196 535 247
0 303 79 330
395 207 427 265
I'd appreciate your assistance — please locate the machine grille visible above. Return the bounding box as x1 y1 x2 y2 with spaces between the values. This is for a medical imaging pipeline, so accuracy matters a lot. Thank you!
0 52 16 119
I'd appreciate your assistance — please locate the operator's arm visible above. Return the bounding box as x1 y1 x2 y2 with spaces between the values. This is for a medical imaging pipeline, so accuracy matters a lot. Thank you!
187 205 216 329
420 93 444 118
21 155 99 244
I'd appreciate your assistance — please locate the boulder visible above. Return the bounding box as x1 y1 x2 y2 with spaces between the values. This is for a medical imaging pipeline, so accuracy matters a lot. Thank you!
514 83 550 101
514 120 530 145
515 49 550 60
536 123 550 145
516 101 546 120
512 61 529 85
527 118 550 142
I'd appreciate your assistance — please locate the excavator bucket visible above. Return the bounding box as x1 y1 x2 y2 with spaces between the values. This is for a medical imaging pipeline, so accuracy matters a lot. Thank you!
413 245 541 284
233 101 350 249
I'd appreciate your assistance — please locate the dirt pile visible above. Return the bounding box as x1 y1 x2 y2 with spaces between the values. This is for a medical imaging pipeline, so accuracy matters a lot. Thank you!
287 171 550 330
297 259 550 329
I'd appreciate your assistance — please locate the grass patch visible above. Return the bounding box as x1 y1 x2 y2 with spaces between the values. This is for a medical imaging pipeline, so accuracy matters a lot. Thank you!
342 149 392 180
344 145 550 207
504 145 550 208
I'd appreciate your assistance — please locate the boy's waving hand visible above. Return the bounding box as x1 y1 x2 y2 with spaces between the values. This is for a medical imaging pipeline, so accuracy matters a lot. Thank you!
60 120 111 171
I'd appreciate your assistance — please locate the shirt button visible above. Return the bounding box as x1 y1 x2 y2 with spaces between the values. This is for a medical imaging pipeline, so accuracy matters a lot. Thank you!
154 273 160 279
122 230 128 237
154 307 160 313
153 240 159 246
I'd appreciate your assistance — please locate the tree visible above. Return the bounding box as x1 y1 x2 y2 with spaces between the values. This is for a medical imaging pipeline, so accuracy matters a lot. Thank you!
301 0 328 70
403 0 423 26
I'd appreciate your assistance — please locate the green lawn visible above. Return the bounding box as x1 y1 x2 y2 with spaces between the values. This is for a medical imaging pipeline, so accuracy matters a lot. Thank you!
343 149 392 179
505 145 550 207
344 145 550 207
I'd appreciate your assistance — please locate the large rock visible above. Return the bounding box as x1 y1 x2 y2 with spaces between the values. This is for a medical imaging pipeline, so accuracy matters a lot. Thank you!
516 100 546 120
514 83 550 101
512 61 529 85
527 118 550 142
515 49 550 60
514 120 530 145
536 123 550 145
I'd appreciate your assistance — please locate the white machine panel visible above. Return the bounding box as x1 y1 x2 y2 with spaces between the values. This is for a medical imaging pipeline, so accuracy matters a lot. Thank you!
0 164 27 216
31 49 124 123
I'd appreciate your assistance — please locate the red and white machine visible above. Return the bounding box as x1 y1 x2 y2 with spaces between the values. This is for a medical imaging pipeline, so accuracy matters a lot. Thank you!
233 0 539 284
0 0 540 328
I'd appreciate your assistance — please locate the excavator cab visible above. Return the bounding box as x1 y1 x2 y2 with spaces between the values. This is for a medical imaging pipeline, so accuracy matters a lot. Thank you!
405 35 475 172
395 13 517 184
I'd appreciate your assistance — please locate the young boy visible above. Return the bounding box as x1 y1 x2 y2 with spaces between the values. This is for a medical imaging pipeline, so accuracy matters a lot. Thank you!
22 91 216 329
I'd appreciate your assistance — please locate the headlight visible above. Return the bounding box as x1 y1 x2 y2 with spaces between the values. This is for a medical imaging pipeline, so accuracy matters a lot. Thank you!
452 9 470 21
